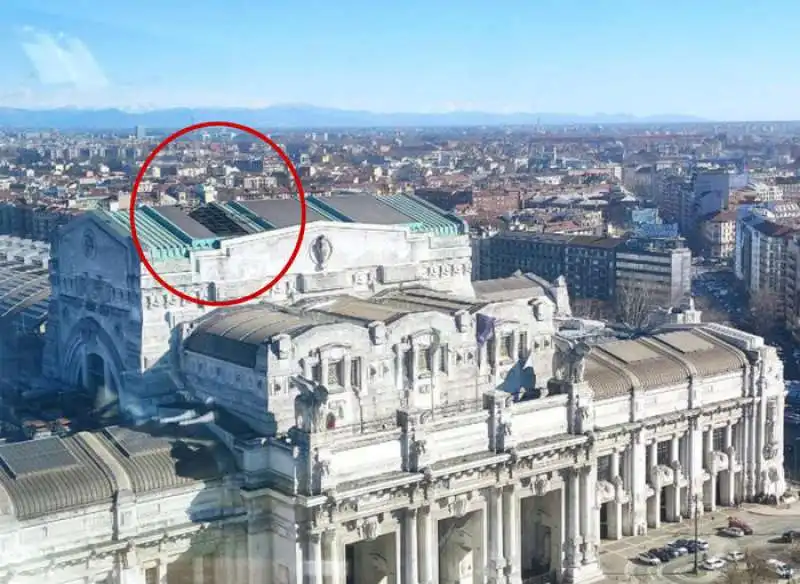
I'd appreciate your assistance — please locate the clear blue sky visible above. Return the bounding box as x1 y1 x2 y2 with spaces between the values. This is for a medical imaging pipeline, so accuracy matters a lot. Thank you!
0 0 797 120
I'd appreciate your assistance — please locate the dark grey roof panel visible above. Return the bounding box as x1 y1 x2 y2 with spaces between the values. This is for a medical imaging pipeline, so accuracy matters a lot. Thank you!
105 426 173 457
95 424 232 494
157 205 218 239
0 438 79 478
0 434 116 520
239 199 328 228
473 274 546 302
320 194 415 224
184 306 323 367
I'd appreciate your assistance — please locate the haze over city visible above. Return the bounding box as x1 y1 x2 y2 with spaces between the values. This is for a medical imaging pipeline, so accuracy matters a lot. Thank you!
1 0 799 121
4 2 800 584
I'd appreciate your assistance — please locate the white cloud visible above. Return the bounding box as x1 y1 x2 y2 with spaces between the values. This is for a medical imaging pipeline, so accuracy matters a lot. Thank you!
20 27 109 90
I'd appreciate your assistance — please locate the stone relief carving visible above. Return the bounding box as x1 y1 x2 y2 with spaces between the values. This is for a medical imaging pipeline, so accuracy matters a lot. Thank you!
359 517 380 541
450 495 469 518
309 235 333 271
552 338 591 383
83 228 97 259
292 376 330 433
533 475 551 496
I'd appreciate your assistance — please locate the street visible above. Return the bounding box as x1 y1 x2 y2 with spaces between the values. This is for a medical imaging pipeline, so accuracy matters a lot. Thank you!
599 503 800 582
692 266 800 379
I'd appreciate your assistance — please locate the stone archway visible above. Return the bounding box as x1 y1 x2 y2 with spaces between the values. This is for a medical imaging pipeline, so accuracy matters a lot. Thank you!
62 317 125 407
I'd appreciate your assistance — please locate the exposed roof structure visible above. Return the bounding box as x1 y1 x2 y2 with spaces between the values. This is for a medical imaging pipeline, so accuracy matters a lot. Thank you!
185 305 331 368
0 236 51 332
585 327 749 400
0 424 233 520
97 193 467 261
183 287 489 365
473 273 546 302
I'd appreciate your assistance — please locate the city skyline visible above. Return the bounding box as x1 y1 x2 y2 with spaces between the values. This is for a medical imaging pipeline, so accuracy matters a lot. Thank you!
2 0 800 121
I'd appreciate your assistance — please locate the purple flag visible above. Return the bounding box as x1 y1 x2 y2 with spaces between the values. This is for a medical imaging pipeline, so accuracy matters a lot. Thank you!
476 314 496 347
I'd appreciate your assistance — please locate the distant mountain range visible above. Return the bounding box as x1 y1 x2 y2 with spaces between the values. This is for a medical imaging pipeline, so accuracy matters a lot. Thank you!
0 105 708 130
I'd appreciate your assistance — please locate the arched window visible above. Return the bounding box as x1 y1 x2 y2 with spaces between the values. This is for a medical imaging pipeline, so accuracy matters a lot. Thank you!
326 413 337 430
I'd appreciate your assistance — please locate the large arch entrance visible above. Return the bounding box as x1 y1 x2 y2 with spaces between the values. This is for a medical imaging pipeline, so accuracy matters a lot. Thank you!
85 352 119 420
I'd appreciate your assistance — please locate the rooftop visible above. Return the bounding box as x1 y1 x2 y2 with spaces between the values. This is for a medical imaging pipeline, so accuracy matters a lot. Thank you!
0 424 232 520
97 193 467 261
0 236 51 332
584 327 748 402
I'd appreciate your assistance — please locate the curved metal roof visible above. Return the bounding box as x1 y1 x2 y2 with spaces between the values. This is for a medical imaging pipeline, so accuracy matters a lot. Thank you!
0 424 233 520
0 237 51 333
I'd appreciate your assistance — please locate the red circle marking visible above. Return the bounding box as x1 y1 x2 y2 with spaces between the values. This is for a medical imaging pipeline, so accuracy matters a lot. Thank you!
129 121 307 307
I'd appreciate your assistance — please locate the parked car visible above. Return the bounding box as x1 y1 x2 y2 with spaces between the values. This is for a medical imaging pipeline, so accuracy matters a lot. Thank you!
666 541 689 556
650 548 673 562
782 530 800 543
637 552 661 566
728 517 754 535
766 559 794 579
686 539 709 552
701 557 726 571
721 526 745 538
727 551 745 562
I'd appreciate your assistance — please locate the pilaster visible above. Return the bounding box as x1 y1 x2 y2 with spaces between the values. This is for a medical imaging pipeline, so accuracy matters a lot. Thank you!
688 417 704 517
417 505 435 584
503 486 521 584
488 487 504 584
402 509 419 584
625 430 647 536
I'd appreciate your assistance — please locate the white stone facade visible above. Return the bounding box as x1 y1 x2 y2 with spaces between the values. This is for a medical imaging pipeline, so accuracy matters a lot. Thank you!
0 209 787 584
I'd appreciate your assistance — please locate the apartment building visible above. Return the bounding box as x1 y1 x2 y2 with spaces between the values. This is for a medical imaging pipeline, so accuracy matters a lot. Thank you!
614 239 692 307
474 231 691 307
699 208 738 260
736 209 799 323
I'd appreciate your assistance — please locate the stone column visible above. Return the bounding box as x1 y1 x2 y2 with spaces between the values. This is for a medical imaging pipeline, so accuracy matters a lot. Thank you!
688 418 704 517
323 529 343 584
307 533 323 584
646 441 659 529
742 408 753 499
403 509 419 584
193 556 205 584
722 422 736 506
565 468 582 571
580 466 598 565
563 467 603 583
705 429 717 512
394 345 404 390
625 431 648 536
607 450 623 540
488 487 504 584
666 435 681 522
503 486 521 584
418 506 435 584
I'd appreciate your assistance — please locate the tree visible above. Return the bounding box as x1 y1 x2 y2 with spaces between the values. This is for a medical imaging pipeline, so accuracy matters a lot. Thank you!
717 549 771 584
572 298 612 321
614 280 658 332
746 289 782 338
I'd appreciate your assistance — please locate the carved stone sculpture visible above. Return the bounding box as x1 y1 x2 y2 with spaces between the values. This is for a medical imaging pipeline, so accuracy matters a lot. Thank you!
552 338 592 383
292 376 330 433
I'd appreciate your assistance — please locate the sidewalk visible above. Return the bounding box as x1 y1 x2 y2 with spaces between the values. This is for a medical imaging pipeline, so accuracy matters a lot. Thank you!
741 499 800 516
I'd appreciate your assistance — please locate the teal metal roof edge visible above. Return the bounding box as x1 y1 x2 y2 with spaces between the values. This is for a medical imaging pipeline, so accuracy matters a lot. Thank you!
226 201 277 230
96 209 200 261
306 196 354 222
142 206 219 249
215 202 270 233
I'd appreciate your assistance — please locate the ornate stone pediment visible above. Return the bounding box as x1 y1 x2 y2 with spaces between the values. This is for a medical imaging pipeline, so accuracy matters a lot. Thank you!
707 450 729 472
595 480 615 505
449 494 469 518
651 465 674 486
358 517 380 541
